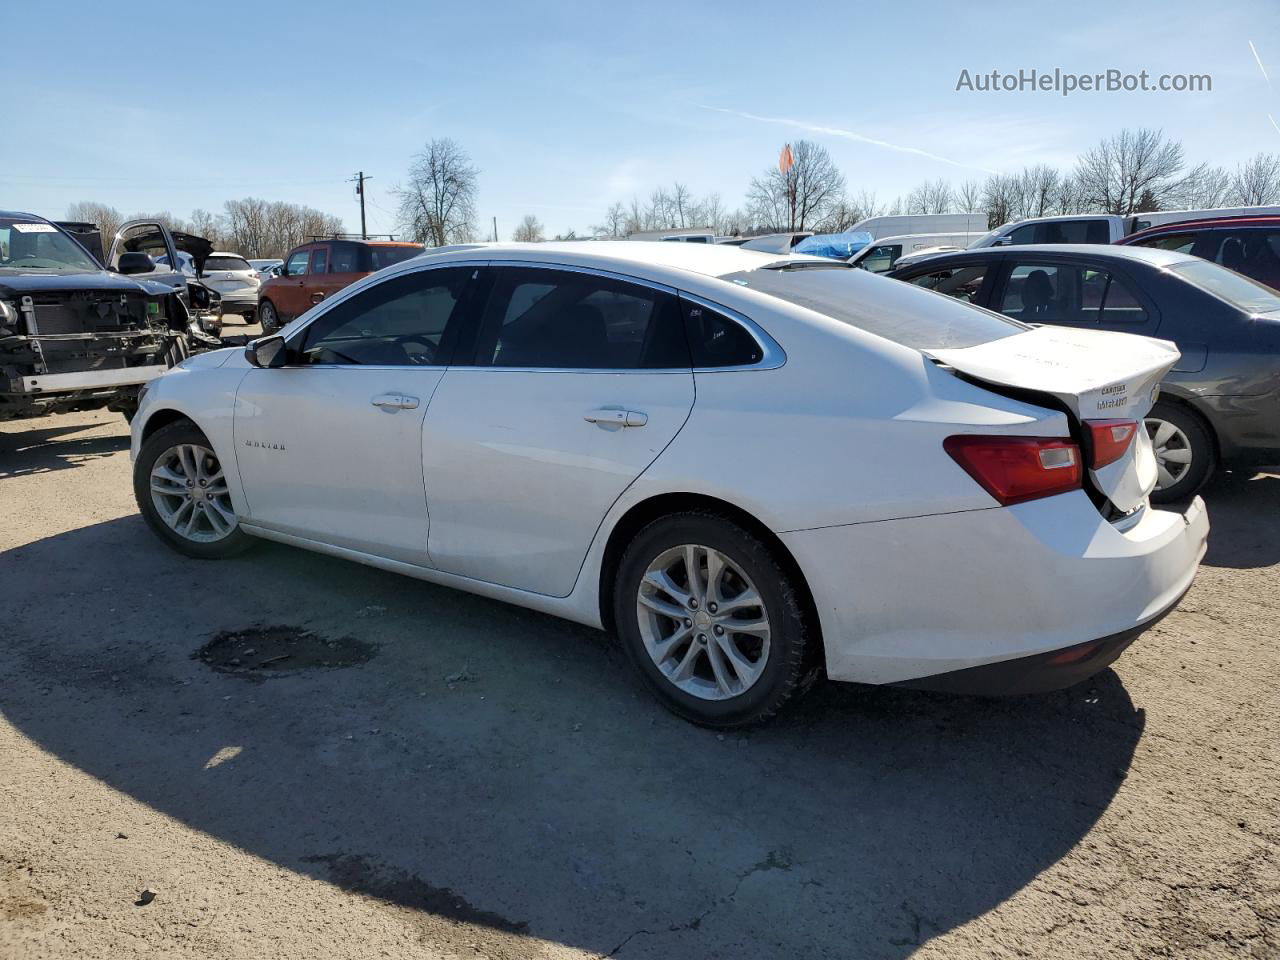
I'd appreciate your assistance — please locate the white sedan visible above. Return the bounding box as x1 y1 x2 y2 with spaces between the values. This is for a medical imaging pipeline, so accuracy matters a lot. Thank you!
130 242 1208 726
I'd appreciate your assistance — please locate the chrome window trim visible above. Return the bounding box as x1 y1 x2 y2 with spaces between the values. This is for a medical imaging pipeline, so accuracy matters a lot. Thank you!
678 292 786 372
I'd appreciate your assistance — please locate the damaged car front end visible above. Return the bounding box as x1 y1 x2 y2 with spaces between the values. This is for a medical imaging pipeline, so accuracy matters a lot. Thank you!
0 212 206 422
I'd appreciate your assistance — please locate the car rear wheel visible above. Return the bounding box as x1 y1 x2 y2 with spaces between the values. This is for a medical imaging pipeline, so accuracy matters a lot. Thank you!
613 512 815 727
134 420 255 559
258 299 281 334
1145 402 1215 503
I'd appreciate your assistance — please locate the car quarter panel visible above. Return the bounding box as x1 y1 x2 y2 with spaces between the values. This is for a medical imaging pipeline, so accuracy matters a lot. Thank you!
781 492 1208 684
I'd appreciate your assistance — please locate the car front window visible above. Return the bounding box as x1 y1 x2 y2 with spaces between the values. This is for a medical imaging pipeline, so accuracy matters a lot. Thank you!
0 218 101 273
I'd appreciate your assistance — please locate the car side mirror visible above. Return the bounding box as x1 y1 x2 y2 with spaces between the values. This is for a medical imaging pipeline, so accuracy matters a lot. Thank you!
245 335 289 368
116 252 154 274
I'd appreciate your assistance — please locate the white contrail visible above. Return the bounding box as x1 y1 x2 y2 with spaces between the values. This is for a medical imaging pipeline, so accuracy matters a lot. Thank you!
1270 113 1280 138
1250 40 1271 88
702 106 998 174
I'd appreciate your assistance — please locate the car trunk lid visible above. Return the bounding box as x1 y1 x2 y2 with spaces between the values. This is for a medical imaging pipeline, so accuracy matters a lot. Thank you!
926 325 1180 513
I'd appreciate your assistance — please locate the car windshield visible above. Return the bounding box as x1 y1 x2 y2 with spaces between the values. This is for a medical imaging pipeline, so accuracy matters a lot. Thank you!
1169 259 1280 314
721 266 1028 350
205 255 252 272
369 245 425 269
0 217 101 273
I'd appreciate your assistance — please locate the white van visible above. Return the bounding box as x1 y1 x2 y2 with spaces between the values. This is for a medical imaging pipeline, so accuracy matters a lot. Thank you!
848 232 981 272
850 213 988 240
971 206 1280 248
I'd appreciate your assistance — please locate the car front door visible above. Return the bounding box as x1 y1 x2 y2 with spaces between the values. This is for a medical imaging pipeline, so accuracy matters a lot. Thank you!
273 247 313 321
233 264 480 564
422 264 695 597
109 220 186 300
304 243 332 313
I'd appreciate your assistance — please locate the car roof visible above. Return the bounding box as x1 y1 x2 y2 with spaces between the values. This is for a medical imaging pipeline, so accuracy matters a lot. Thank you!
0 210 48 221
414 240 831 280
209 251 250 258
1123 216 1280 241
890 243 1197 270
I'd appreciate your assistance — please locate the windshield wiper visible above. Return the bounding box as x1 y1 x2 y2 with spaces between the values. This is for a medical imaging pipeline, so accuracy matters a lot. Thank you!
760 259 852 271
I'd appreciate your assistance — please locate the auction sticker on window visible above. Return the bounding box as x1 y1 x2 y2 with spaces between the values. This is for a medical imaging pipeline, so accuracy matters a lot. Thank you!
11 222 58 233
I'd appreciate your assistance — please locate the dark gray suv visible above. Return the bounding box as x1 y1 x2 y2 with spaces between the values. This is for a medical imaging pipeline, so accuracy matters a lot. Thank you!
889 244 1280 502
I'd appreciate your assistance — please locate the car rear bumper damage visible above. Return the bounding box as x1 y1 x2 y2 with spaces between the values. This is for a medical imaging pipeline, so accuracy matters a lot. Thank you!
781 493 1209 692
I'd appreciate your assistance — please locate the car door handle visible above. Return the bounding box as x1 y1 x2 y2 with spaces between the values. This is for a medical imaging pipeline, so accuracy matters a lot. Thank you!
584 408 647 427
371 393 419 410
310 292 325 303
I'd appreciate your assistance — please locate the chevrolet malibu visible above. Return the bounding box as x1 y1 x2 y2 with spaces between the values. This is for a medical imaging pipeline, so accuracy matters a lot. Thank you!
130 242 1208 726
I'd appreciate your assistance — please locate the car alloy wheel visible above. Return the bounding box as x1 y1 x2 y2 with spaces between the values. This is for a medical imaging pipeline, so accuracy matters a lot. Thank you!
636 543 772 701
149 443 238 543
1145 416 1193 491
259 301 279 333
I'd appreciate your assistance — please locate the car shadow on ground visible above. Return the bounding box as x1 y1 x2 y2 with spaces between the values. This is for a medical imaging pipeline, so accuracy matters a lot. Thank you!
3 514 1146 958
1194 470 1280 570
0 420 130 477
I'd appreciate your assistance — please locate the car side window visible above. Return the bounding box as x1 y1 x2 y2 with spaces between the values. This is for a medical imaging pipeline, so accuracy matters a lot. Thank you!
285 250 309 276
908 264 988 303
1006 224 1036 245
859 244 902 273
299 267 473 366
1098 273 1150 324
1144 232 1196 254
330 242 360 273
309 246 329 275
475 268 687 369
1000 264 1065 321
681 300 763 367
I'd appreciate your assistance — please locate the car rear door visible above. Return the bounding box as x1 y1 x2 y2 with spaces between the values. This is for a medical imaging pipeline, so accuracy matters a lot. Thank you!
234 264 481 563
421 263 695 597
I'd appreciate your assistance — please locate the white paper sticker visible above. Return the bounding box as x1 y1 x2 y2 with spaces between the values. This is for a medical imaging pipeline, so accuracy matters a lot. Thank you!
11 222 58 233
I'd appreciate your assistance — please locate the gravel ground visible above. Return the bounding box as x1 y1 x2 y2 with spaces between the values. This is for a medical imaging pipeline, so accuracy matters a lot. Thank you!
1 406 1277 960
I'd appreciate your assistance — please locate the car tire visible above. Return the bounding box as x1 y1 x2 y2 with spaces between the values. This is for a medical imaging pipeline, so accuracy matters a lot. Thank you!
133 420 255 560
259 300 281 334
1146 402 1215 504
612 511 815 728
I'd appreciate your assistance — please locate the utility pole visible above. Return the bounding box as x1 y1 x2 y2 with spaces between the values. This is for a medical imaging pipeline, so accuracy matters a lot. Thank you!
492 216 498 242
349 172 372 239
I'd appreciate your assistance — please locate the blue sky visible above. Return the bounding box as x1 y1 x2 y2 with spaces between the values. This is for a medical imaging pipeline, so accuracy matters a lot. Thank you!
5 0 1279 239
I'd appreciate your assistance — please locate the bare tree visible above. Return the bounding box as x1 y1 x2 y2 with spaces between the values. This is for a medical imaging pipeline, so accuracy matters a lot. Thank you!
64 201 124 246
982 173 1020 227
1052 174 1085 214
592 202 628 238
1230 153 1280 206
396 138 478 247
1074 128 1190 215
954 181 983 213
1173 165 1232 209
907 179 953 215
512 214 545 242
221 198 342 259
188 208 225 247
1019 165 1060 217
746 140 846 231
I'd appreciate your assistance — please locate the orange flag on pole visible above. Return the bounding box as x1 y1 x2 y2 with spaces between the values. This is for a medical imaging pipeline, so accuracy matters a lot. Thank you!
778 143 794 175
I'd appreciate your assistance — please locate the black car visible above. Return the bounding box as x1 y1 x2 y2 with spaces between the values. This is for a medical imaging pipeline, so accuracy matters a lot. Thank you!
888 244 1280 501
0 211 218 422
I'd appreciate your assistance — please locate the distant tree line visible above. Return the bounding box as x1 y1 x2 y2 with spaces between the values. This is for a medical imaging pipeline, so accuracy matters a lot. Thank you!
584 129 1280 237
64 199 344 260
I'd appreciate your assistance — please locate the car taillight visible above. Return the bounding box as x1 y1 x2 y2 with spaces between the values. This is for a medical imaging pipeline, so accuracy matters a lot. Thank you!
1084 419 1137 469
944 435 1082 506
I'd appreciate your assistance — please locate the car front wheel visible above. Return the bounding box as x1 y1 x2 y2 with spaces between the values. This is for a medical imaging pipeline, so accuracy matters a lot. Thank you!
133 420 255 559
613 511 815 727
1145 402 1215 503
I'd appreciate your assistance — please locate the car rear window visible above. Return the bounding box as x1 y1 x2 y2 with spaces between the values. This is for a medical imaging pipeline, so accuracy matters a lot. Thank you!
720 266 1027 350
368 245 425 270
205 255 252 271
1169 259 1280 314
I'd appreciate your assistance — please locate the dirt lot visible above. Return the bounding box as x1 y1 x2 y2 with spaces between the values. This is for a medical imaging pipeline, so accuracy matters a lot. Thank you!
1 404 1277 960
